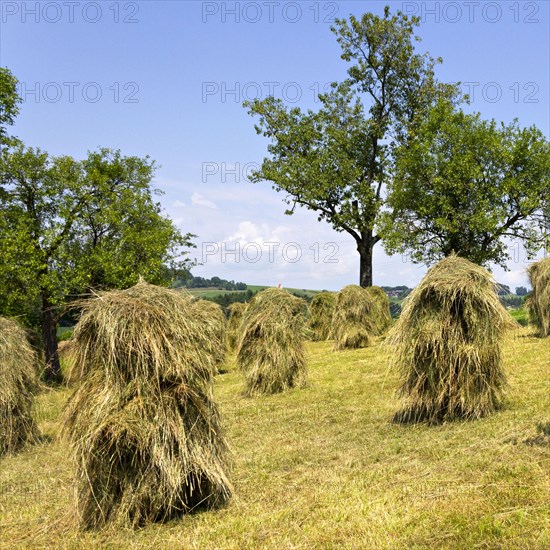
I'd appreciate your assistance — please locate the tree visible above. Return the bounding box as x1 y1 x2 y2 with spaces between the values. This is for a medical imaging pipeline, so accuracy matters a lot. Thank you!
516 286 528 296
381 99 550 268
246 7 458 286
0 145 194 382
0 67 21 145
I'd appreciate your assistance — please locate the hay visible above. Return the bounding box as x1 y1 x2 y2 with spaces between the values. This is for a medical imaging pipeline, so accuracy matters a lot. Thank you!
0 316 39 455
63 281 232 529
236 288 307 396
389 255 516 424
192 299 227 368
59 340 78 385
364 286 392 335
330 285 379 350
527 257 550 337
227 302 248 350
307 292 336 341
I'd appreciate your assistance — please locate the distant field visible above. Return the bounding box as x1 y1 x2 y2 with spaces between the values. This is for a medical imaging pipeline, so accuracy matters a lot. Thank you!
186 285 321 300
185 287 249 298
2 326 548 548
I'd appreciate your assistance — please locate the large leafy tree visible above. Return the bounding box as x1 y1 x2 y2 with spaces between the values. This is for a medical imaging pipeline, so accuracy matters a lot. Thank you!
246 7 459 286
0 145 194 382
381 99 550 267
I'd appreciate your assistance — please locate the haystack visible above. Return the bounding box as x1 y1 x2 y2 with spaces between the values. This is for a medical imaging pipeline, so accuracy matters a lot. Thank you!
330 285 378 350
364 286 392 335
227 302 248 350
191 299 227 367
527 257 550 337
389 255 516 424
59 339 78 385
0 316 39 455
236 288 307 396
307 292 336 341
63 282 231 529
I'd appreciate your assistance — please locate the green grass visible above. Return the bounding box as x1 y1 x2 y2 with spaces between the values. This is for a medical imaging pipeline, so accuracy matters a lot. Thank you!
56 326 74 340
509 307 529 327
1 327 548 548
186 287 249 298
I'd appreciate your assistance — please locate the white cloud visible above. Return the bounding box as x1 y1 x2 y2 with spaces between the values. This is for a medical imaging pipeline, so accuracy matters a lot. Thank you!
172 200 186 208
191 192 217 209
225 221 291 245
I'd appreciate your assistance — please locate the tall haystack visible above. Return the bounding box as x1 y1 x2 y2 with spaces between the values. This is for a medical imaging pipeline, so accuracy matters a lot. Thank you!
63 282 232 529
192 299 227 367
527 257 550 337
227 302 248 350
364 286 392 335
330 285 378 350
0 316 39 455
236 288 307 396
389 255 516 424
307 292 336 341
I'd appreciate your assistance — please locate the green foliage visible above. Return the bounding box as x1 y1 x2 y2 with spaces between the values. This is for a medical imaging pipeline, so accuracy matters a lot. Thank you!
382 99 550 268
182 275 247 291
0 67 21 145
499 294 525 309
0 141 194 381
0 145 194 320
509 308 529 327
515 286 528 296
245 82 376 239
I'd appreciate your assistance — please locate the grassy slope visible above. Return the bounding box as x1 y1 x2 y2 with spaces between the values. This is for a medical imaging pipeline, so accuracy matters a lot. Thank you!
1 328 548 549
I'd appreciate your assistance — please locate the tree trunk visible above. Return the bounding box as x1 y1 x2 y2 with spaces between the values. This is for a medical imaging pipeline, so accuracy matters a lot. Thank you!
42 294 62 384
357 232 376 287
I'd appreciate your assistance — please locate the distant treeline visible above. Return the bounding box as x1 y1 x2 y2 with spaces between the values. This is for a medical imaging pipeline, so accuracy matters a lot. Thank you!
174 275 248 291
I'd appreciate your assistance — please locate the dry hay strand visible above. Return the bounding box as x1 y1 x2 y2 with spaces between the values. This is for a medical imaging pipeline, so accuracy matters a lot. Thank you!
227 302 248 350
0 316 40 455
191 299 227 368
62 281 232 529
236 288 307 396
389 255 517 424
364 286 392 335
307 292 336 341
59 340 78 385
527 257 550 337
330 285 379 350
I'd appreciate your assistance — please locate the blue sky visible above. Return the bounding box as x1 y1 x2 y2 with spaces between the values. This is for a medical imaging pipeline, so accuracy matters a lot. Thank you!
2 0 548 290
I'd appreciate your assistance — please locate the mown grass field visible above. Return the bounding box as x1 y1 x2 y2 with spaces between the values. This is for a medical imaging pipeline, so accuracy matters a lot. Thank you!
1 327 548 549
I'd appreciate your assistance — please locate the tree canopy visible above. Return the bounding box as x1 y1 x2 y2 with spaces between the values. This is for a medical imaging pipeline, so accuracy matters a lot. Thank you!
381 99 550 268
